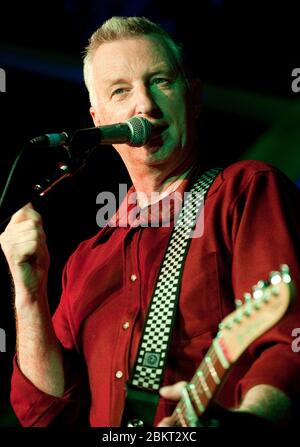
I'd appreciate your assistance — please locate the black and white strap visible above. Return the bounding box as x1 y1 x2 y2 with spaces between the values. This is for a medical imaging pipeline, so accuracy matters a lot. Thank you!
129 167 222 391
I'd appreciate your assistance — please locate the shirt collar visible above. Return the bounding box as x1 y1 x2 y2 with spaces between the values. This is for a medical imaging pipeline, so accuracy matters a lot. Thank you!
92 164 223 247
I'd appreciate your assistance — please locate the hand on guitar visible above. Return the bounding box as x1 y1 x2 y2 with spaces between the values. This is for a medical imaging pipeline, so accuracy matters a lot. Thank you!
157 381 187 427
157 381 275 427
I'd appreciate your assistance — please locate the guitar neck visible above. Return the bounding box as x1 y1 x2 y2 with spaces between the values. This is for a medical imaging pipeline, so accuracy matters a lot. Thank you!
173 336 231 426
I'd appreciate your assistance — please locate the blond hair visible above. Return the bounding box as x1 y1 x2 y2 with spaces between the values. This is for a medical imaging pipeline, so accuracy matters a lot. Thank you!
83 16 186 106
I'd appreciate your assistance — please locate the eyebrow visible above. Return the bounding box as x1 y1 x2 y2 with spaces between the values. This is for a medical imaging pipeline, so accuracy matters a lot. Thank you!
106 68 175 88
107 78 128 87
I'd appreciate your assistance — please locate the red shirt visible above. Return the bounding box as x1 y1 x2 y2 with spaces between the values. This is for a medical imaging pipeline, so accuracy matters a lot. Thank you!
11 160 300 426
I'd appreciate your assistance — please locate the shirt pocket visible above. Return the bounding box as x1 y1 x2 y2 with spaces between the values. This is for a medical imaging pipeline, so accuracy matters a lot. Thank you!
174 251 222 342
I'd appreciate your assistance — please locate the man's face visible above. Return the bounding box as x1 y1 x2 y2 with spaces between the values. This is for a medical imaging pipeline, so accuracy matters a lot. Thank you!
90 36 199 169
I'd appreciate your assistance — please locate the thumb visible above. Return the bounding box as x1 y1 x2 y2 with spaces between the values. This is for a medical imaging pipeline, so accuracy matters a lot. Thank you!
24 202 34 209
10 202 35 224
159 381 187 401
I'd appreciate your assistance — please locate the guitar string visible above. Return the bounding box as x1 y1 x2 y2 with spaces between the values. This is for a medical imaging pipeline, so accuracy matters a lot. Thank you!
174 345 224 425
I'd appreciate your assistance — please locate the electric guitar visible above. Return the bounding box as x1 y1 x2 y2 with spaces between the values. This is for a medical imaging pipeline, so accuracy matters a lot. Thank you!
173 264 293 426
123 265 293 427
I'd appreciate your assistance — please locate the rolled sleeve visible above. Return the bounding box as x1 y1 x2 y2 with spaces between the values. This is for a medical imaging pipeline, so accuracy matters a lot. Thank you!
11 354 84 426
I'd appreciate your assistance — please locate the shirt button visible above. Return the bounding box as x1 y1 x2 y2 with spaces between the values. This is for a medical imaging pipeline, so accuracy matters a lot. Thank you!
115 370 123 379
123 322 130 330
130 274 137 282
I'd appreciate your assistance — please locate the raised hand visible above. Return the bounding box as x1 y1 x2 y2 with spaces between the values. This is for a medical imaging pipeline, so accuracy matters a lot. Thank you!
0 203 50 306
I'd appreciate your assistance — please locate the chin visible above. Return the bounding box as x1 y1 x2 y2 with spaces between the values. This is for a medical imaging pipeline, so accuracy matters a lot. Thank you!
143 148 178 167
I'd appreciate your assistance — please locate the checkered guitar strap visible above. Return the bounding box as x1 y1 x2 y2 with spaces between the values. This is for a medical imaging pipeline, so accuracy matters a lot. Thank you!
122 167 222 427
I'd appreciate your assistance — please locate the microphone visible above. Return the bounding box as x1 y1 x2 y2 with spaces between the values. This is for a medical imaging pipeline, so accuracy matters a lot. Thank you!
29 132 69 147
27 116 152 161
70 116 152 149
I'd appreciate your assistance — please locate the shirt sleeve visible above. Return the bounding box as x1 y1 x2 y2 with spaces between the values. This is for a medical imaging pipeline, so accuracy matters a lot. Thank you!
229 165 300 404
10 259 89 427
10 351 87 427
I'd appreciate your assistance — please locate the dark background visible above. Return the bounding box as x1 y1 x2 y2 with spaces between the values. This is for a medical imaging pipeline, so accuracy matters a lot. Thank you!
0 0 300 426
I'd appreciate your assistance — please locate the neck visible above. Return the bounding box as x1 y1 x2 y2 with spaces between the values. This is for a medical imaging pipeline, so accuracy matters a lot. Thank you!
129 158 197 208
121 149 199 207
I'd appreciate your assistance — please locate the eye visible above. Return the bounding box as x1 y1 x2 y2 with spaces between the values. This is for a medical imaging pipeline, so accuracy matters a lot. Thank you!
112 87 128 96
152 78 170 86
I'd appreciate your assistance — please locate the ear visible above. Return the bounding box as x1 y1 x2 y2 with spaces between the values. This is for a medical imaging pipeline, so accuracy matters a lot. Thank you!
90 106 101 126
189 78 202 118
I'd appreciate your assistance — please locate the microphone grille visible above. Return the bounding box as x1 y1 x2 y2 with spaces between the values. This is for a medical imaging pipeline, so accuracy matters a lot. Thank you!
126 116 152 146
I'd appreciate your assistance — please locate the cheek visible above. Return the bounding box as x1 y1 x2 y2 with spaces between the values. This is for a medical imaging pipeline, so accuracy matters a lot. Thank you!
93 96 121 124
171 108 189 147
169 92 189 124
100 104 131 125
173 107 188 134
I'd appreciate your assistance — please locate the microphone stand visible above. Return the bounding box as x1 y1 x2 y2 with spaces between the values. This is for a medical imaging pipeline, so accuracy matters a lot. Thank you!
0 138 94 230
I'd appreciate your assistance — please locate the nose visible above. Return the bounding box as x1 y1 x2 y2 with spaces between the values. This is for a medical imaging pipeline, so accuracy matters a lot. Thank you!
134 84 160 117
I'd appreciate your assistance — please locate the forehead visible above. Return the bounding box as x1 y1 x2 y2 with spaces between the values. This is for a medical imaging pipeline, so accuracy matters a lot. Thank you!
91 36 178 81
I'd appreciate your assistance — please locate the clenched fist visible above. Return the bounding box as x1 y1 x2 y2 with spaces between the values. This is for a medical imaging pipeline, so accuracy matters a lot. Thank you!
0 203 50 306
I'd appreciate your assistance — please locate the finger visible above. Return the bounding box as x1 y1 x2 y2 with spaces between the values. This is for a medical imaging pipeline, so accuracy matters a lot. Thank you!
157 416 175 427
159 381 187 401
6 231 46 248
10 204 41 225
7 217 44 234
2 222 46 245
